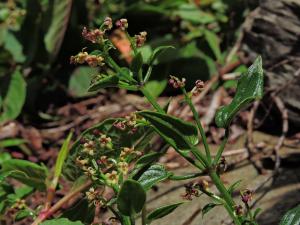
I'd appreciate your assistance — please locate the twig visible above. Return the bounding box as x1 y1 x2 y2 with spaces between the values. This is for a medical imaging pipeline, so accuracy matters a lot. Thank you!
31 180 92 225
271 94 288 173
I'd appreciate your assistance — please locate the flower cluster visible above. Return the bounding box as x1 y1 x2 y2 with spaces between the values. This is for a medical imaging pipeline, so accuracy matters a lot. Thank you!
240 189 253 204
115 18 128 30
70 52 104 67
135 31 147 47
85 187 106 206
191 80 205 96
182 182 200 200
169 75 186 89
113 113 139 133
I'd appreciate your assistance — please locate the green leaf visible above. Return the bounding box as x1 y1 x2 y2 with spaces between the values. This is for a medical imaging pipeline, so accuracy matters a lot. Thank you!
15 209 34 221
88 75 119 92
204 30 222 62
61 199 95 224
227 180 242 195
117 180 146 216
44 0 73 61
54 132 73 181
149 46 174 65
41 218 84 225
131 52 143 73
138 164 171 191
68 66 98 97
0 70 26 124
1 159 47 190
144 80 167 99
253 208 262 219
137 111 198 150
0 139 26 148
147 202 183 223
3 32 25 63
202 203 220 217
0 152 11 165
279 204 300 225
135 152 164 170
215 56 264 128
175 4 215 24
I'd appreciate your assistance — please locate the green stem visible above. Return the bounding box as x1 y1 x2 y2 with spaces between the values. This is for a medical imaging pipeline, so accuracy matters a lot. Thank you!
125 31 138 55
209 171 241 225
181 88 212 163
169 172 205 181
142 206 147 225
213 128 229 166
143 65 153 83
140 87 164 113
130 214 136 225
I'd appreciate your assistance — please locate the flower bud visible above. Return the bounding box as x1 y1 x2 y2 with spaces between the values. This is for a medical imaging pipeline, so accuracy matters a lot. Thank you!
115 18 128 30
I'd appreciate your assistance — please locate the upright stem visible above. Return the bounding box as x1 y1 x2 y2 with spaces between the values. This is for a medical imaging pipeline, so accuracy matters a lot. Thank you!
209 171 241 225
141 206 147 225
181 88 212 163
140 87 164 113
213 128 229 166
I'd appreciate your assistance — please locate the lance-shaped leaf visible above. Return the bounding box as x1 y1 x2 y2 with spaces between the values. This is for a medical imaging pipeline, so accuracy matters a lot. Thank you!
117 180 146 216
148 46 175 65
44 0 73 61
215 56 264 128
88 75 119 92
138 164 171 190
147 202 184 223
0 69 26 124
137 111 198 150
279 204 300 225
1 159 47 190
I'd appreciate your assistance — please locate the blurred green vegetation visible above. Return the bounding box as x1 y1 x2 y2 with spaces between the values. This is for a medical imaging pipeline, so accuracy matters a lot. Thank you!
0 0 253 124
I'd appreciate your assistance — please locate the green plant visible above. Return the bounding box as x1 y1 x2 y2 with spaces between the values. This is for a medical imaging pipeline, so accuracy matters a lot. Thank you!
0 17 267 225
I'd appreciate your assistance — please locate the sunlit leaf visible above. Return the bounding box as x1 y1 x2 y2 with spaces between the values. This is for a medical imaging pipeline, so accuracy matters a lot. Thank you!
215 56 264 128
279 204 300 225
138 164 171 190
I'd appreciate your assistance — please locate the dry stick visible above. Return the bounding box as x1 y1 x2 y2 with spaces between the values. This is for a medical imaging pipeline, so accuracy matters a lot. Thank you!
249 95 288 211
31 180 92 225
271 94 288 173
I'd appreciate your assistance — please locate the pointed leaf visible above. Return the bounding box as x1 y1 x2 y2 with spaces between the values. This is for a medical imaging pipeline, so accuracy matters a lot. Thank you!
147 202 184 223
215 56 264 128
54 132 73 181
279 204 300 225
138 111 198 150
149 46 175 65
44 0 73 60
204 30 222 62
202 203 221 217
138 164 171 190
135 152 164 170
227 180 242 195
0 70 26 124
253 208 262 219
88 75 119 92
1 159 47 190
131 52 143 73
117 179 146 216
